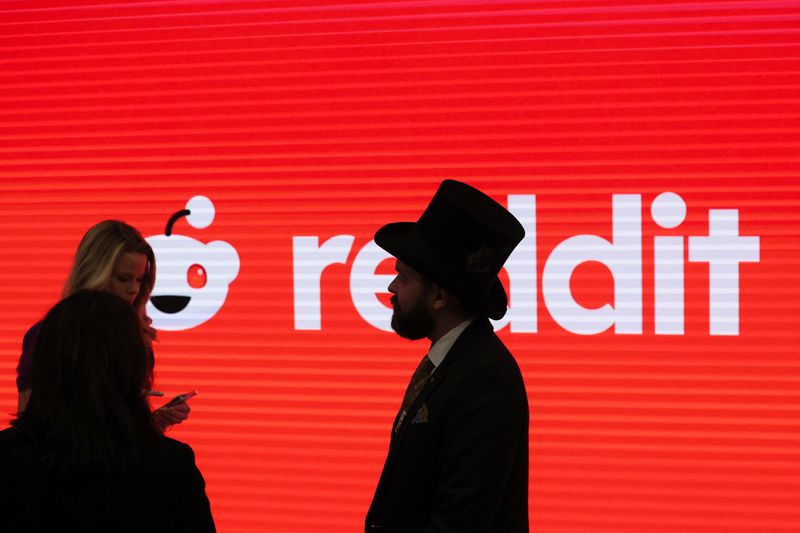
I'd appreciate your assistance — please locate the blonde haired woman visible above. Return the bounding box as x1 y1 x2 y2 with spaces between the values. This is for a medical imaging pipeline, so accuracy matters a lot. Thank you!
16 220 190 431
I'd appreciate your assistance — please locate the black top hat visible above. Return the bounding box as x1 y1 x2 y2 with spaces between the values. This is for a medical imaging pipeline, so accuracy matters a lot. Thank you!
374 180 525 320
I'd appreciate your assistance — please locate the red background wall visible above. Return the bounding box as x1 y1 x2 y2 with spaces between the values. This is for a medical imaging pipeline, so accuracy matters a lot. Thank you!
1 2 798 532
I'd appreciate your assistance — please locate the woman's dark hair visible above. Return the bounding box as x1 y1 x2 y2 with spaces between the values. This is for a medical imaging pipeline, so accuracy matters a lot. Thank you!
12 290 157 473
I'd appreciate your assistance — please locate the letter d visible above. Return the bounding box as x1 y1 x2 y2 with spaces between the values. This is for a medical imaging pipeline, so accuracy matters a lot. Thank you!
542 194 642 335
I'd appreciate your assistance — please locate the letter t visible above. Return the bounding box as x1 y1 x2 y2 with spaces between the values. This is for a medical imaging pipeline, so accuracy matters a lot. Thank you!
688 210 760 335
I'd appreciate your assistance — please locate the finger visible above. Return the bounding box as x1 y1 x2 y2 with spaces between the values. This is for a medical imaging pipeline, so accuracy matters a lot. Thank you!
170 402 191 415
152 410 170 432
157 407 184 424
164 405 191 422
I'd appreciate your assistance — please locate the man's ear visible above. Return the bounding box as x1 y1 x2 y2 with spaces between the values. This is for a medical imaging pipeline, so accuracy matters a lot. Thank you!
429 285 450 311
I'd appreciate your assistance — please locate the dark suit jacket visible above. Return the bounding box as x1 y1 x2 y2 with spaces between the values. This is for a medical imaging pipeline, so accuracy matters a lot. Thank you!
366 318 529 533
0 427 216 533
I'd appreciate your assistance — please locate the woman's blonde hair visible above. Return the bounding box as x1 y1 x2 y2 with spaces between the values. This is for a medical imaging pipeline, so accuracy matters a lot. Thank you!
63 220 157 344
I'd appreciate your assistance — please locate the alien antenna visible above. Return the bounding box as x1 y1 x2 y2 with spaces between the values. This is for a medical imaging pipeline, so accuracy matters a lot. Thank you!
165 209 190 236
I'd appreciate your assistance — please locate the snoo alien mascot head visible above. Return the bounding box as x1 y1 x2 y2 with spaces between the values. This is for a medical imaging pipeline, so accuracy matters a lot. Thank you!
146 196 239 331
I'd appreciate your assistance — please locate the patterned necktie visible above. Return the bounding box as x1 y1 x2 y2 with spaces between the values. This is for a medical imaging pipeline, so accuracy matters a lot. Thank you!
400 355 435 415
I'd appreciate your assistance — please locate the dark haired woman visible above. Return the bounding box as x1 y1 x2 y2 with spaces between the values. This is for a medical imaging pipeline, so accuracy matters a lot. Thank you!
0 291 215 532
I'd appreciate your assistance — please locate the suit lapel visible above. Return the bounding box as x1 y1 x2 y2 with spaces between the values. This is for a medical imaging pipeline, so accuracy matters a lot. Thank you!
387 319 489 448
370 320 492 515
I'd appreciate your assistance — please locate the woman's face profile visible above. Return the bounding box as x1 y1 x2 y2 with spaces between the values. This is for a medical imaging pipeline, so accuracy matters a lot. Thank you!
107 252 147 305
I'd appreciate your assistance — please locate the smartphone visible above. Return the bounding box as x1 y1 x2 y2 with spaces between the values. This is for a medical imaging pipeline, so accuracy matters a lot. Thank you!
163 390 198 408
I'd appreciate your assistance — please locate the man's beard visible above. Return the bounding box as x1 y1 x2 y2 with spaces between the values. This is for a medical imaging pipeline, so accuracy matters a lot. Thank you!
391 293 434 340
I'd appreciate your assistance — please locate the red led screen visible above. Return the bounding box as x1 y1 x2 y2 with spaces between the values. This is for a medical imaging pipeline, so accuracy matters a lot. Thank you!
1 2 799 532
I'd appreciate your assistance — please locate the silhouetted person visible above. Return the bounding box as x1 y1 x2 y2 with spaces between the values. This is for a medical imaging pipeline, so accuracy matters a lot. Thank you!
366 180 529 532
0 290 215 532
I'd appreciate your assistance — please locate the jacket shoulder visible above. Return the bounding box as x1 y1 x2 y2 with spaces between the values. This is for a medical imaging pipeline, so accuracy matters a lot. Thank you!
452 319 522 373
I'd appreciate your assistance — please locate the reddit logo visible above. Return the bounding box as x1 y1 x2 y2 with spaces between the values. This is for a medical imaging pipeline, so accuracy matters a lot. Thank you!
146 196 240 331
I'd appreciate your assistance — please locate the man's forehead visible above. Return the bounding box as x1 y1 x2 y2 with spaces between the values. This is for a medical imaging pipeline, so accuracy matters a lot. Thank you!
395 260 434 286
395 259 415 274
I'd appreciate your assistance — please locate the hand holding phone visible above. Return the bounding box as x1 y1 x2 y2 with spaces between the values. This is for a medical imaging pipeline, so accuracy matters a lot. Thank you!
163 390 198 408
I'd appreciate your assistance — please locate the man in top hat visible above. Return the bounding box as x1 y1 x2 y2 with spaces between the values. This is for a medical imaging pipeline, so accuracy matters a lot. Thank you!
365 180 529 532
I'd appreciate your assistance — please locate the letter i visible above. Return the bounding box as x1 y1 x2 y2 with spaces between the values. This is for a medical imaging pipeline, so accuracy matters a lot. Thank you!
651 193 687 335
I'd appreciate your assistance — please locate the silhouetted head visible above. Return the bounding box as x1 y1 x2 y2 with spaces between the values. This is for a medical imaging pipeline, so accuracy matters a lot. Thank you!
15 290 156 472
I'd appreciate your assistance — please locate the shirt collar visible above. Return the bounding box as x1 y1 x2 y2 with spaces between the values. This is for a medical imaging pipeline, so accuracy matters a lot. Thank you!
427 319 474 368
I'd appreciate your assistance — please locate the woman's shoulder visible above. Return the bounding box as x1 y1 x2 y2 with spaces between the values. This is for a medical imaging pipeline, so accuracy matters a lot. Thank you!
145 435 199 467
0 426 32 471
22 320 43 348
137 435 207 496
0 426 20 448
18 320 45 390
